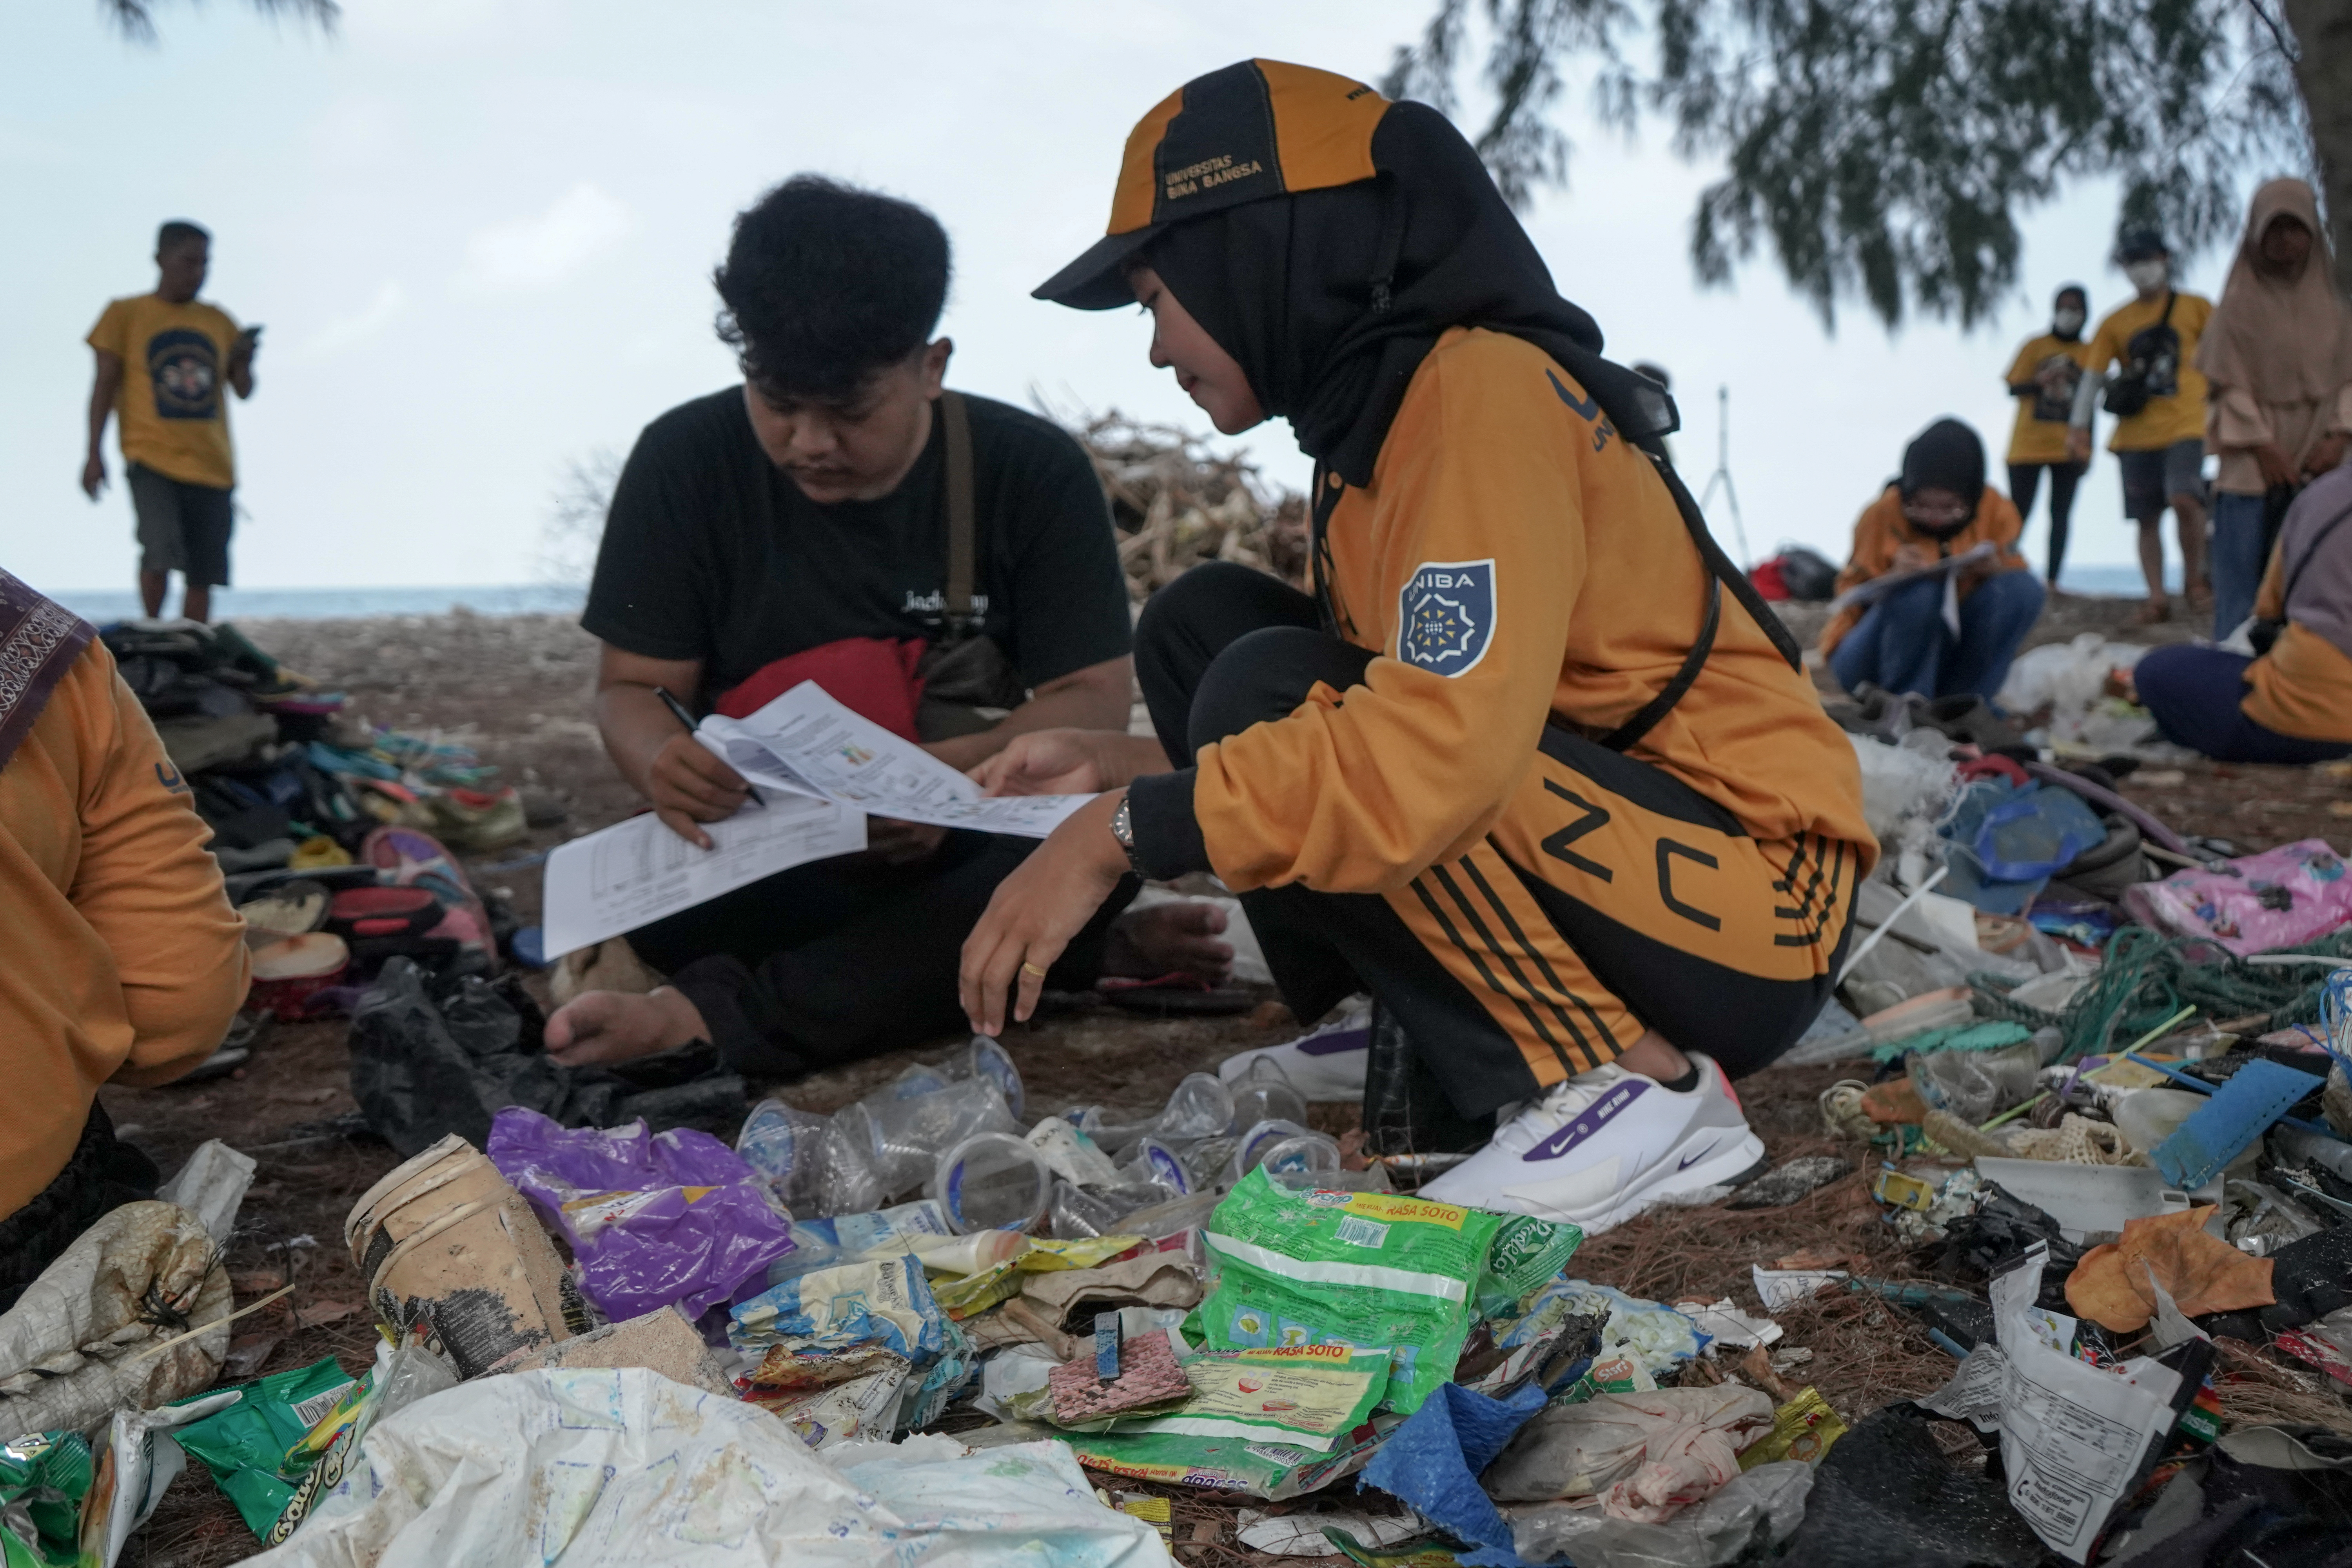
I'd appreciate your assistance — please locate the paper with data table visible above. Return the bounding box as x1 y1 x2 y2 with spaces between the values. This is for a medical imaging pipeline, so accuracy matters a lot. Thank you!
695 681 1098 838
540 791 866 958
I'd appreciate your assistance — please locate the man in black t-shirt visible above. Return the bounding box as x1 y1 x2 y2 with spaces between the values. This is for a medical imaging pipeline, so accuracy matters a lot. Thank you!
548 176 1231 1078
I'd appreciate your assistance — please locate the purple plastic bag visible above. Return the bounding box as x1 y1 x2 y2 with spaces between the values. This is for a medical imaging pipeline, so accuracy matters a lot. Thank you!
486 1106 795 1323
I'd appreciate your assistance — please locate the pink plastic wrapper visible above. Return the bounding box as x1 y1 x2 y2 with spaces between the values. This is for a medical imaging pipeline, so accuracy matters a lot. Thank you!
487 1106 795 1323
2120 839 2352 956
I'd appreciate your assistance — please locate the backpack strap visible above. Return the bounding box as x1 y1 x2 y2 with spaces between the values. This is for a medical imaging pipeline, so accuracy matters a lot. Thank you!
940 391 978 629
1596 453 1798 752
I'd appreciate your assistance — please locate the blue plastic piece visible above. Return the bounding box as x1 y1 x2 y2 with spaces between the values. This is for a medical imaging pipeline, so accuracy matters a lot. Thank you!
1360 1381 1549 1564
510 925 548 969
2152 1058 2325 1189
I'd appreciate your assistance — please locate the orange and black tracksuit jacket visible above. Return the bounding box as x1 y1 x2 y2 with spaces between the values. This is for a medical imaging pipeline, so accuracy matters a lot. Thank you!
1128 327 1877 1108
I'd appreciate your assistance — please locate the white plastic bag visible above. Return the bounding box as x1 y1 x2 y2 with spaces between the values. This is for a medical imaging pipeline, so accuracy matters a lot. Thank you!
1506 1459 1815 1568
247 1367 1169 1567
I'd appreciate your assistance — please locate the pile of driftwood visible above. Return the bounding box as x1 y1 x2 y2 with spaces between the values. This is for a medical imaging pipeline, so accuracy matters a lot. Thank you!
1076 413 1308 602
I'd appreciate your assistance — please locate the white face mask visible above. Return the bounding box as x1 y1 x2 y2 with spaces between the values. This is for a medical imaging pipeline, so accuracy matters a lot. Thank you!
2123 259 2168 293
2054 308 2085 336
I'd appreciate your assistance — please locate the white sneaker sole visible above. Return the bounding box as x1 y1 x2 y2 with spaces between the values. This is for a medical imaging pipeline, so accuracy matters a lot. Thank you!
1480 1125 1767 1236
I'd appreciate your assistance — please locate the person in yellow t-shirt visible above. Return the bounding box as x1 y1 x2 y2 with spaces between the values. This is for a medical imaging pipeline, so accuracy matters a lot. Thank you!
83 220 259 624
2068 229 2214 623
2001 284 2094 588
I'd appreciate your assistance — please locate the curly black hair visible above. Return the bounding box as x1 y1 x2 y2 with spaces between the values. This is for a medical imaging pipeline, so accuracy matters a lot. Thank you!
713 175 951 403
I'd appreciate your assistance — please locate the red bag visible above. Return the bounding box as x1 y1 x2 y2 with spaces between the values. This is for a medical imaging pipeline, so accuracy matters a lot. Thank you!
712 636 928 740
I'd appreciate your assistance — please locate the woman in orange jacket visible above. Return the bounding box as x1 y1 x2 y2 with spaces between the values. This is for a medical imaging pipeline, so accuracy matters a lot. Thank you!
957 61 1871 1232
1821 419 2045 703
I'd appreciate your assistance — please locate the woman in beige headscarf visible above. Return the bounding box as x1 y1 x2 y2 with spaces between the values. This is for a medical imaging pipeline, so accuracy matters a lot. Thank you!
2201 177 2352 638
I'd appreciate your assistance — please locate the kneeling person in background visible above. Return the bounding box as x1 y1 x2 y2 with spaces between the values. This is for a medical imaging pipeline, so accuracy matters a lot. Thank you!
549 177 1229 1077
2134 463 2352 764
1822 418 2045 704
0 571 250 1307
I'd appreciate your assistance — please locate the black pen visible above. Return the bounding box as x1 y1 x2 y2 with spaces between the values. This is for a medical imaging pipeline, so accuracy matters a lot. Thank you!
653 685 763 811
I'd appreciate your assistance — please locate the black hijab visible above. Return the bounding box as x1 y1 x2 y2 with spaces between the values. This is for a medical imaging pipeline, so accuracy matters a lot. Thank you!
1897 418 1988 539
1143 102 1671 487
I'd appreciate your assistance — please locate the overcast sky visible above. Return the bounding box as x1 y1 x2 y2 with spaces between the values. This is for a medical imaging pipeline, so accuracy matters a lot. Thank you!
4 0 2250 597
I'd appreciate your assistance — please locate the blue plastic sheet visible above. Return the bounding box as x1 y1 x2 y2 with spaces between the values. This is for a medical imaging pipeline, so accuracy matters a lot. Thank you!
1360 1381 1548 1564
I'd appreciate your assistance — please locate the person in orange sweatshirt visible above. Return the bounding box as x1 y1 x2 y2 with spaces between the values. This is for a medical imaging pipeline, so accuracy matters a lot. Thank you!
955 61 1873 1233
1820 419 2044 703
0 570 249 1307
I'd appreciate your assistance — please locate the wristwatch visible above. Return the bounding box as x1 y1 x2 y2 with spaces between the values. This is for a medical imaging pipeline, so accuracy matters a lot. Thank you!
1109 794 1148 876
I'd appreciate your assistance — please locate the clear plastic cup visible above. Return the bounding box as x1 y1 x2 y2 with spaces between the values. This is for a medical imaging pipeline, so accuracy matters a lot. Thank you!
1178 1135 1239 1190
957 1035 1026 1120
1227 1056 1308 1133
1254 1130 1343 1180
1158 1073 1235 1142
733 1098 832 1213
931 1131 1053 1234
1229 1118 1316 1181
1121 1136 1192 1196
1048 1178 1168 1240
847 1081 1018 1197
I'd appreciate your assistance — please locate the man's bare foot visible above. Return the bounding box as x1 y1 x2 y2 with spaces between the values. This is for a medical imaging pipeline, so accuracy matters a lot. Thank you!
545 986 708 1067
1105 900 1234 981
2135 597 2172 625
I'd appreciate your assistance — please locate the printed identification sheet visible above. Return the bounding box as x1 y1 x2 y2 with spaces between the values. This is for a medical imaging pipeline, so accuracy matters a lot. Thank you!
541 791 866 958
695 681 1096 838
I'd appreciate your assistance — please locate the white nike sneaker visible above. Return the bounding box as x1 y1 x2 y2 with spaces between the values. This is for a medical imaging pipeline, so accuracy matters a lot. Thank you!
1216 997 1373 1103
1417 1053 1765 1234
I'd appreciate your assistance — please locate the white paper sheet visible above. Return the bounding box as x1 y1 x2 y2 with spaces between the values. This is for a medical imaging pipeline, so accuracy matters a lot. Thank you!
696 681 1096 838
540 791 866 958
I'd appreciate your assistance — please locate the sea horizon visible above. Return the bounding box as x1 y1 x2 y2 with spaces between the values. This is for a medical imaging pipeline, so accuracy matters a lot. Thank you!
42 562 2178 625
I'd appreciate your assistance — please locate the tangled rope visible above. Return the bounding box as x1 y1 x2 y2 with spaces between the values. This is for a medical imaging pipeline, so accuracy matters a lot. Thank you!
1973 925 2352 1061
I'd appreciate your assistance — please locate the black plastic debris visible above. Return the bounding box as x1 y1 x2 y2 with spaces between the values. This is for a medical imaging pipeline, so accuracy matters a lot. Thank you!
1779 1401 2043 1568
2257 1225 2352 1336
1928 1182 2083 1305
348 958 745 1156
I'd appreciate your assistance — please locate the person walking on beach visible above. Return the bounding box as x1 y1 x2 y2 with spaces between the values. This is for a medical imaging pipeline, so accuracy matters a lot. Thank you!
83 220 258 625
2197 178 2352 641
2069 229 2213 623
2002 285 2093 588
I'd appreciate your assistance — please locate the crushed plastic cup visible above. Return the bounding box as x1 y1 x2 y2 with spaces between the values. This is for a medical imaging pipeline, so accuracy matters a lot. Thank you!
1159 1073 1235 1142
1227 1057 1308 1133
1048 1178 1167 1240
840 1081 1018 1198
1077 1073 1234 1157
1178 1135 1240 1190
930 1131 1053 1234
1120 1137 1192 1196
814 1120 886 1218
1229 1118 1323 1181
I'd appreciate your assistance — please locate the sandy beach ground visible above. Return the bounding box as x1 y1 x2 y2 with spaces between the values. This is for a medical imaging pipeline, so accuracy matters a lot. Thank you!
106 592 2352 1566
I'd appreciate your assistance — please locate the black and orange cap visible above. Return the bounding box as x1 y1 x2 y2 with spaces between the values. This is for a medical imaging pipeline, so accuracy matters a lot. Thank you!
1034 60 1391 310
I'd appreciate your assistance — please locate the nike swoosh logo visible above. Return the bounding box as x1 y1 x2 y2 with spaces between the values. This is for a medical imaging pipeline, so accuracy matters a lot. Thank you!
1677 1141 1718 1171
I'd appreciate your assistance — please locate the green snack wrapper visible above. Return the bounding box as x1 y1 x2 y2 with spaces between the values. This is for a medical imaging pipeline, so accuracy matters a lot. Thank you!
172 1357 359 1536
0 1432 93 1567
1474 1213 1583 1317
1200 1169 1502 1414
